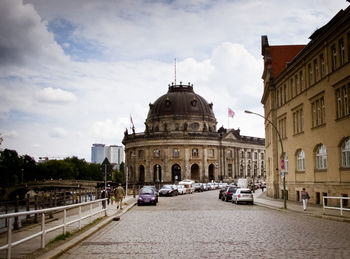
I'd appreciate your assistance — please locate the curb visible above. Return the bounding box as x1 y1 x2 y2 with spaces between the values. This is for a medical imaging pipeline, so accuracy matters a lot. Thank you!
38 201 137 259
254 201 350 223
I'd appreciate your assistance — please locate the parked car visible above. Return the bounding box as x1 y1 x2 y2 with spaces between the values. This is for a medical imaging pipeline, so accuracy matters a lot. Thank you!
143 185 159 202
176 184 187 195
159 185 178 196
232 188 254 205
202 183 209 191
218 186 227 200
194 183 204 192
137 188 157 206
221 186 240 202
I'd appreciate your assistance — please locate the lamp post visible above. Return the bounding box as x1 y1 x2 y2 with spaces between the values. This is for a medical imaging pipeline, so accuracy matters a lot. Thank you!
245 110 286 209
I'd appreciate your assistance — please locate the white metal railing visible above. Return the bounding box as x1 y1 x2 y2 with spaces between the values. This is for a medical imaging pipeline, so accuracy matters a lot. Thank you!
323 196 350 216
0 198 107 259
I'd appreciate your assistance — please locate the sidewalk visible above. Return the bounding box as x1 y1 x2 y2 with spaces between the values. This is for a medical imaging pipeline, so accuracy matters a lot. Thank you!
253 189 350 223
0 196 137 259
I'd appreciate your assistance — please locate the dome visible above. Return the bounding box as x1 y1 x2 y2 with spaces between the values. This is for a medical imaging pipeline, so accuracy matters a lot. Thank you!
147 83 216 122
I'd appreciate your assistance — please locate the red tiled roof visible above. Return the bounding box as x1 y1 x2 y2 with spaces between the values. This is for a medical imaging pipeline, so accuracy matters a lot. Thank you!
270 45 305 78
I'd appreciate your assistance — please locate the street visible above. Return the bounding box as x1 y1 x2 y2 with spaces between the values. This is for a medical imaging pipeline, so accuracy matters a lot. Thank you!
60 190 350 258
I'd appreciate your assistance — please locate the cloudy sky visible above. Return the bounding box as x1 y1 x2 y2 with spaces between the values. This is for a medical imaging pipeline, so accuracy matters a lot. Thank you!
0 0 348 161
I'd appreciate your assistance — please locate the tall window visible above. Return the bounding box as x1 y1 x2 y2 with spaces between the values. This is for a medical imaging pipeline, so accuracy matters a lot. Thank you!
295 74 299 96
283 84 287 103
192 148 198 157
339 38 345 66
311 96 325 128
208 149 214 158
247 152 251 159
314 59 319 82
308 63 313 86
278 116 287 139
293 106 303 134
254 152 258 160
173 148 180 158
290 78 294 98
138 150 144 158
228 164 232 177
299 70 304 92
154 149 160 157
316 144 327 170
320 53 325 78
331 45 337 71
297 150 306 171
341 138 350 168
336 84 350 119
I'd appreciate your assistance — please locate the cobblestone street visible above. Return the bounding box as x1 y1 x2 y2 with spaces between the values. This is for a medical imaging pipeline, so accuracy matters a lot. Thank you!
60 190 350 258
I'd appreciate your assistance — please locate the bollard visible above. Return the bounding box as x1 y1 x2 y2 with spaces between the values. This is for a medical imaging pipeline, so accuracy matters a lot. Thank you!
14 196 19 230
49 191 53 219
26 194 30 219
34 195 38 223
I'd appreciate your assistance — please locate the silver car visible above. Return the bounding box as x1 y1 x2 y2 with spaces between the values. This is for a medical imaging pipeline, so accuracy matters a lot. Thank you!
232 188 254 205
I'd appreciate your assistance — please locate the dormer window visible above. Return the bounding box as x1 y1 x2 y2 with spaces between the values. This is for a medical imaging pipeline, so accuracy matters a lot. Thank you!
191 98 197 107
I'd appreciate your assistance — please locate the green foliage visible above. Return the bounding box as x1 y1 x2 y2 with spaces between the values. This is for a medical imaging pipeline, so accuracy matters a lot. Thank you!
0 149 103 189
49 232 72 244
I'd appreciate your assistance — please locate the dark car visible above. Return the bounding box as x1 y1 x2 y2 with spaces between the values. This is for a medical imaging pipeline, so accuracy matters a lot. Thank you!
159 185 178 196
138 188 157 206
221 186 239 202
194 183 204 192
143 185 159 202
218 186 227 200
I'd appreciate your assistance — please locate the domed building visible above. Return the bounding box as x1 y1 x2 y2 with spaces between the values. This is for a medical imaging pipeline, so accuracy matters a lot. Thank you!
123 82 265 185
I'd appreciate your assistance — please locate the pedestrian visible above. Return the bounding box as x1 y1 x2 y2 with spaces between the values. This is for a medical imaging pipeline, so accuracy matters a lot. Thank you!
260 183 265 192
301 188 310 211
101 189 106 209
114 183 125 209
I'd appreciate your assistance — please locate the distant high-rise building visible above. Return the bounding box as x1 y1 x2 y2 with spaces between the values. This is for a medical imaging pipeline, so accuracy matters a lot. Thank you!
91 144 106 164
91 144 125 165
107 145 124 164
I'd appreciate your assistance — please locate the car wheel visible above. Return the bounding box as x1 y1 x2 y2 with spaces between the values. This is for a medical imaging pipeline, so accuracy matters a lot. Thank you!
235 199 238 205
225 197 229 202
221 196 225 201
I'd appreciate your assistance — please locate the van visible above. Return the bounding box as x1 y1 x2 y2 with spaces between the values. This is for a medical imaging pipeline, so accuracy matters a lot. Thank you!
178 179 195 194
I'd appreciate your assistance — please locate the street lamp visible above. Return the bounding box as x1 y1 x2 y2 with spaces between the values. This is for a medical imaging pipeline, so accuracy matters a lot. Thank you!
244 110 286 209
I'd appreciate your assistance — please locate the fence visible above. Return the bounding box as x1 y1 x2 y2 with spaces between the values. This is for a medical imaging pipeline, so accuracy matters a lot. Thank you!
0 198 107 259
323 196 350 216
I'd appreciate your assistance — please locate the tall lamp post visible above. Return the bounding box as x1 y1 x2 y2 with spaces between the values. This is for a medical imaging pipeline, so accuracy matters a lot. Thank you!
245 110 286 209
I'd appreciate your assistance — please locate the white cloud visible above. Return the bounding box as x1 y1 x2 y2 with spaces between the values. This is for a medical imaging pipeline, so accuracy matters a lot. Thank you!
49 127 68 138
1 0 348 161
36 87 76 103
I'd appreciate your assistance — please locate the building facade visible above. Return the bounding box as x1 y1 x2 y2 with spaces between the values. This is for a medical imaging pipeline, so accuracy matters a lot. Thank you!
123 83 265 185
261 6 350 205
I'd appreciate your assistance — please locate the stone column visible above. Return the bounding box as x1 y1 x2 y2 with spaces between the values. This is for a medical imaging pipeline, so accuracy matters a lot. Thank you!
203 147 208 182
184 147 190 179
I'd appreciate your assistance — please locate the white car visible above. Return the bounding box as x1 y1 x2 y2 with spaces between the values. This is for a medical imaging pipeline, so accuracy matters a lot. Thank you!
232 188 254 205
176 184 187 194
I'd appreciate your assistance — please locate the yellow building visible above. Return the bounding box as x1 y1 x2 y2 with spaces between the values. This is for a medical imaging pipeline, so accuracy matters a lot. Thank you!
261 6 350 205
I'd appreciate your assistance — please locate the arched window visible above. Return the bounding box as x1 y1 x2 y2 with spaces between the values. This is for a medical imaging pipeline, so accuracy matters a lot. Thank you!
341 138 350 167
192 148 199 157
297 150 305 171
316 144 327 169
154 149 160 157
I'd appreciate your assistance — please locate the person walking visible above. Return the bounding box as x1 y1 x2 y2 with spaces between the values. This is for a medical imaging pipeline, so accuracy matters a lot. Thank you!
101 189 106 209
114 184 125 209
301 188 310 211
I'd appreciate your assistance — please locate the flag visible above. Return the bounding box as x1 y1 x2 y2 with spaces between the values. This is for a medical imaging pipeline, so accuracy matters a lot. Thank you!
130 115 135 131
228 107 235 118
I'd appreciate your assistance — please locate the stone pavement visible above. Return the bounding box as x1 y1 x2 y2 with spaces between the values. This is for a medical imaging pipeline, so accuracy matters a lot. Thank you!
253 189 350 223
0 195 137 259
2 189 350 258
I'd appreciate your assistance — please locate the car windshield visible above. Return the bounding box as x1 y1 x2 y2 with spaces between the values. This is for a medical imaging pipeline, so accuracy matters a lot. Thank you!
140 189 154 194
162 185 172 189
